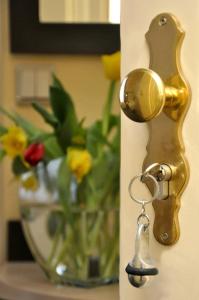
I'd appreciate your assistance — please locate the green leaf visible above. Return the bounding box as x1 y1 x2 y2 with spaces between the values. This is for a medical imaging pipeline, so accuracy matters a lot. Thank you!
79 117 86 127
86 114 120 157
102 80 116 136
29 132 52 144
106 115 120 152
0 125 8 136
0 107 42 138
0 107 16 123
71 123 86 147
57 158 73 221
112 131 120 152
52 74 64 90
32 102 58 128
13 113 43 137
78 152 119 209
108 115 120 132
86 121 112 156
49 76 81 150
50 86 77 124
12 156 29 176
50 86 79 150
86 121 102 156
43 135 64 160
112 119 120 152
55 112 78 151
0 149 6 161
90 153 119 189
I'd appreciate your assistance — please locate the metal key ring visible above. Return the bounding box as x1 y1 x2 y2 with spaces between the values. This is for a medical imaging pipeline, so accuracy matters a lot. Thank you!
128 173 160 205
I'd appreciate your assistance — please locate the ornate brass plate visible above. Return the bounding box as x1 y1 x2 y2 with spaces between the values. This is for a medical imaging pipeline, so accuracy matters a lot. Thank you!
143 13 190 245
120 13 190 245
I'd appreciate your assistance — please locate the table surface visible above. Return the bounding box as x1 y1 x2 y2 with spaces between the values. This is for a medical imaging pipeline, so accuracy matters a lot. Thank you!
0 263 119 300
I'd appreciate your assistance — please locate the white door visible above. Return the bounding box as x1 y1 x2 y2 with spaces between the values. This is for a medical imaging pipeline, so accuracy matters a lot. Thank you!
120 1 199 299
0 0 5 264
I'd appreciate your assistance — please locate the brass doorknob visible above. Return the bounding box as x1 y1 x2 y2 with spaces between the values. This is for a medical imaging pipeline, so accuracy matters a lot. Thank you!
120 68 178 123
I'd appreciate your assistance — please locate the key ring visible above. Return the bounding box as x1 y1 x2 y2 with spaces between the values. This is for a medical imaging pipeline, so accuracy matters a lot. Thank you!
128 173 160 205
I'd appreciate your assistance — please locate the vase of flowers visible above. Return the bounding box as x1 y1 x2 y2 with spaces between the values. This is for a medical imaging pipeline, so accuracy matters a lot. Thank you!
0 52 120 287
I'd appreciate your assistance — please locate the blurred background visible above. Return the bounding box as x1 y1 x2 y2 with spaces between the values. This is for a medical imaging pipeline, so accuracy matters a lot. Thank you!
0 0 120 263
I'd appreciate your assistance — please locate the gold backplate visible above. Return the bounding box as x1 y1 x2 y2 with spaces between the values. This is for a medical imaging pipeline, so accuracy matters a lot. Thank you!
143 13 191 245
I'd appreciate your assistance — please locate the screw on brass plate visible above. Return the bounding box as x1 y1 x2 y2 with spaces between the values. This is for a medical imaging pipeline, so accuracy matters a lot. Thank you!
160 232 169 241
159 17 167 26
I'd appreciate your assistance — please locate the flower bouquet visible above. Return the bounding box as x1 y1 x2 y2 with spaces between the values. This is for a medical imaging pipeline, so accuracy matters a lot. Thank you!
0 52 120 287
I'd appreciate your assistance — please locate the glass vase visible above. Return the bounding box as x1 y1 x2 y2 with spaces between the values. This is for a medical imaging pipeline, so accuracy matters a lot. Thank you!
19 160 119 287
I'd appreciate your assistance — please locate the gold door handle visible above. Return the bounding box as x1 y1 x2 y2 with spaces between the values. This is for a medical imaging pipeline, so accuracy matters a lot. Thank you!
120 68 182 122
120 13 191 246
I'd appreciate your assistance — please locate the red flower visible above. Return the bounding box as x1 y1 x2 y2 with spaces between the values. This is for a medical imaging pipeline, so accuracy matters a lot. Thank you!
24 143 45 166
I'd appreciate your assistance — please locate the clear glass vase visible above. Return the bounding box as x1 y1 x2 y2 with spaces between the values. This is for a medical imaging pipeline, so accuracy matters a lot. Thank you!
19 161 119 287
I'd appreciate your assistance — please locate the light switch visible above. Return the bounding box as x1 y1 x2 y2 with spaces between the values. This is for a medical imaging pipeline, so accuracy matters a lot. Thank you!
16 65 54 104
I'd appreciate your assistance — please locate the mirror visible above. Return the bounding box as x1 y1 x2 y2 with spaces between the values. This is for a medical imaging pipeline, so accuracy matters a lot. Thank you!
39 0 120 24
9 0 120 54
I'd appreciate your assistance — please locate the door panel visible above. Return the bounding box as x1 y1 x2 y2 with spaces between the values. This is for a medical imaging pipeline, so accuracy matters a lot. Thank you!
120 0 199 299
0 0 6 264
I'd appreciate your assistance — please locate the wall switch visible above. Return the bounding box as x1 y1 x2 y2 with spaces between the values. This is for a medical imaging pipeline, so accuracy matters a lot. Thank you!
16 65 54 104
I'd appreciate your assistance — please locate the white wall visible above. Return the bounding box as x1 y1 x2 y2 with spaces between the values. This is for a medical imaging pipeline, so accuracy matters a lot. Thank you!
120 0 199 299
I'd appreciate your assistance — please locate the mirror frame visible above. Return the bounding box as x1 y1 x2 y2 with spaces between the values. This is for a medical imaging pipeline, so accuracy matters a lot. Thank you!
9 0 120 54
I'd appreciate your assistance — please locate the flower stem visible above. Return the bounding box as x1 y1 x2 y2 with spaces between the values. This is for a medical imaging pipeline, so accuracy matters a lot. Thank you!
102 80 116 137
88 211 104 251
52 224 74 269
102 235 119 277
47 221 63 266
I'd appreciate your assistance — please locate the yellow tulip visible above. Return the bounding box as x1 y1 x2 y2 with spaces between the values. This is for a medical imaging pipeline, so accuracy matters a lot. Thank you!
101 51 121 81
0 126 27 158
67 148 92 182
